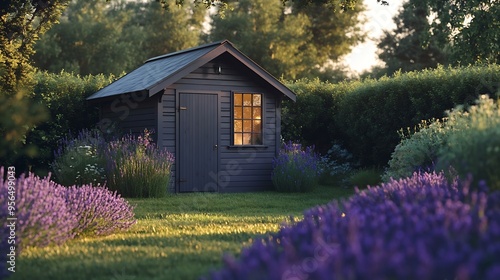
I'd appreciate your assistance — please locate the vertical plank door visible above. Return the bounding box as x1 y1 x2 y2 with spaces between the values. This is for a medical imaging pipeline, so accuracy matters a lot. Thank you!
179 93 218 192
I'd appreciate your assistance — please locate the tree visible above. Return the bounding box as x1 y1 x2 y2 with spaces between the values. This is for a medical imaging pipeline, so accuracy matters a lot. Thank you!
0 1 67 162
208 0 365 81
433 0 499 64
34 0 206 76
377 0 448 76
378 0 499 75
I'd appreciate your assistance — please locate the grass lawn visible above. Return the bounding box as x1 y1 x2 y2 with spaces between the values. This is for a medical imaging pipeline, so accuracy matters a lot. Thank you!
11 185 353 280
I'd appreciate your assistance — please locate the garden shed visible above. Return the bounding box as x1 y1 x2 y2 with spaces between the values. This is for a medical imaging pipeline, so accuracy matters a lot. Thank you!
87 40 296 193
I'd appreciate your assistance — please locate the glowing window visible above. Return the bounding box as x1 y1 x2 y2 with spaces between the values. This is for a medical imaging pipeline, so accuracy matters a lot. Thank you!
233 93 262 145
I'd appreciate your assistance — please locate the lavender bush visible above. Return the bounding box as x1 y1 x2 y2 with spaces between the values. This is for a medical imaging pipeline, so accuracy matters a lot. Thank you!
104 129 174 198
0 168 77 252
205 172 500 280
272 142 321 192
63 185 136 237
0 167 136 254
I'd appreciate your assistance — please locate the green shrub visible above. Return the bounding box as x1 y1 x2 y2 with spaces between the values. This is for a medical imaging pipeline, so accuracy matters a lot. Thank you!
383 119 447 181
436 95 500 190
385 95 500 191
283 78 362 153
271 142 321 192
24 71 114 174
348 168 383 189
51 130 106 186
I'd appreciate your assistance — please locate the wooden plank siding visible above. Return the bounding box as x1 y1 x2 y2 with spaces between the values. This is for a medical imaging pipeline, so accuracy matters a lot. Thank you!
100 95 158 136
159 59 281 192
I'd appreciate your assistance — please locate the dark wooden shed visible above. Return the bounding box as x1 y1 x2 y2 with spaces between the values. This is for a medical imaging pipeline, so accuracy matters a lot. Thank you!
87 40 296 193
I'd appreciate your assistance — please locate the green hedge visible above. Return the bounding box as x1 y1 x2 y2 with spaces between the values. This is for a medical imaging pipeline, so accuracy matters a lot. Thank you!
283 64 500 167
23 71 114 174
282 78 362 153
336 65 500 166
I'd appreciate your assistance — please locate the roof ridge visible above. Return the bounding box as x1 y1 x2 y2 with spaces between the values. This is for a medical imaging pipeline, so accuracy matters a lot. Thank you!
145 40 229 63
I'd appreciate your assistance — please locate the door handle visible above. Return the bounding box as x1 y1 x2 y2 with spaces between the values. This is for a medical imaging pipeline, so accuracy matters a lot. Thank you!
213 144 218 150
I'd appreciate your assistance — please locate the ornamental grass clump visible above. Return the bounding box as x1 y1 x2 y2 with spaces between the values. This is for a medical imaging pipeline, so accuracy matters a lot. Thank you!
272 142 321 192
104 129 174 198
63 185 136 237
205 172 500 280
0 168 77 253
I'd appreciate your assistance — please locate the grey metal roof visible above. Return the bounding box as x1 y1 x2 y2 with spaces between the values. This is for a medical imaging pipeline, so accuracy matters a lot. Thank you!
87 40 296 101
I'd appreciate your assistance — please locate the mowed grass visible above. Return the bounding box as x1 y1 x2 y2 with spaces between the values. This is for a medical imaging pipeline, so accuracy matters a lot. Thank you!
11 185 353 280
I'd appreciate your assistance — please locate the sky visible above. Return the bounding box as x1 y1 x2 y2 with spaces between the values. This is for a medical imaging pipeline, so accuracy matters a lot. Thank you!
343 0 403 74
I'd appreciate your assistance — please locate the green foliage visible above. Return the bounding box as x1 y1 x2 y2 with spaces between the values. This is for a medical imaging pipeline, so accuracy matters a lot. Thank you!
23 71 114 174
436 95 500 191
423 0 499 65
377 0 448 76
0 90 48 164
51 130 107 186
0 0 69 93
283 78 362 152
383 119 446 181
34 0 205 76
335 64 500 167
0 0 68 165
385 95 500 191
208 0 365 81
347 168 382 189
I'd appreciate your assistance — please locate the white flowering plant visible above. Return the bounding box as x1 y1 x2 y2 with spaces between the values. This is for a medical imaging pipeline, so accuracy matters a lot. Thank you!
51 130 106 186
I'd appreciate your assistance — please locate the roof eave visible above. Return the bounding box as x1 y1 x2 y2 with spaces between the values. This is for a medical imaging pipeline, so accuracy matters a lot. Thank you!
223 43 296 102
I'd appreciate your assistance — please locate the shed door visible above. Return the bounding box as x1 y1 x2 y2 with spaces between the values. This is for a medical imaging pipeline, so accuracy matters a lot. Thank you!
179 93 218 192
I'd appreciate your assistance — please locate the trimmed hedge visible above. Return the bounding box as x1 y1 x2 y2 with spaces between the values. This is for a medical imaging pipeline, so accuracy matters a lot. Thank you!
335 65 500 166
283 64 500 167
283 78 362 153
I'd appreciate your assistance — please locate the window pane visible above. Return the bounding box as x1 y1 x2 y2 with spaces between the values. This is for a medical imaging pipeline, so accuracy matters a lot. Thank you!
243 107 252 119
234 133 243 145
253 94 261 106
243 94 252 106
234 120 242 132
243 120 252 132
234 107 242 119
252 133 262 145
234 94 242 106
253 107 261 120
242 133 252 145
253 120 261 133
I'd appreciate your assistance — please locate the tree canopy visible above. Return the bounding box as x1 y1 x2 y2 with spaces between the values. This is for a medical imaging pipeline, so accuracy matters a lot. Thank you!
377 0 498 75
34 0 205 76
377 0 448 75
209 0 365 81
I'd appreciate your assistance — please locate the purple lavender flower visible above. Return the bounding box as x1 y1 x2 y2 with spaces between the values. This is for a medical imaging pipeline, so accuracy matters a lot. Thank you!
204 172 500 280
63 184 136 237
272 141 321 192
1 167 136 257
103 129 174 198
0 168 77 253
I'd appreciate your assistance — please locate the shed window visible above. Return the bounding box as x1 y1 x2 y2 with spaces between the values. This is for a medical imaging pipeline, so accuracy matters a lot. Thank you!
233 93 262 145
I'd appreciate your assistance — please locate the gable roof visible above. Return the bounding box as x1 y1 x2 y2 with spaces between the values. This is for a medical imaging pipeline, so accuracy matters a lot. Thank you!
87 40 296 101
